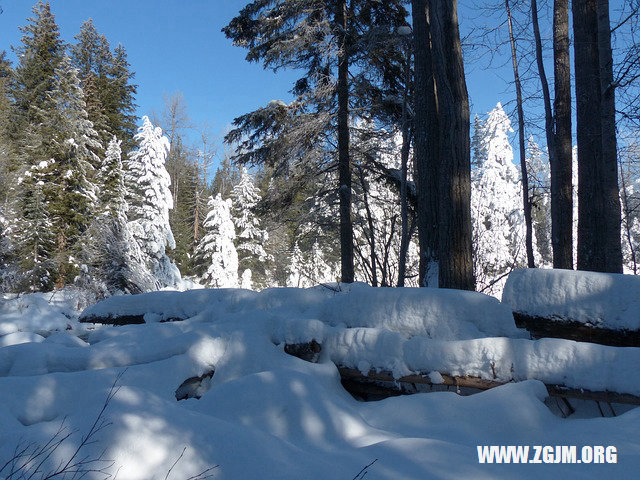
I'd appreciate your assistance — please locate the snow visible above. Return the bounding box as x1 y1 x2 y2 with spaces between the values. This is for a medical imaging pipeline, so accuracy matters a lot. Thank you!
81 283 518 339
502 268 640 331
1 284 639 479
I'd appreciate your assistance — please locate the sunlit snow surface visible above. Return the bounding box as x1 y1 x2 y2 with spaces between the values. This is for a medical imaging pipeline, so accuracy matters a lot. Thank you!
0 285 639 479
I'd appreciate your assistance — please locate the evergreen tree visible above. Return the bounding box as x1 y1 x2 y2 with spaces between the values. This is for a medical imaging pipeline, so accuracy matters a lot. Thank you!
99 136 126 216
211 153 241 200
81 136 154 294
126 116 181 288
9 1 64 290
107 45 138 153
71 19 113 147
9 1 64 138
195 194 239 288
45 55 102 286
0 51 12 204
167 138 200 275
471 103 527 296
224 0 408 284
15 160 56 291
231 168 269 289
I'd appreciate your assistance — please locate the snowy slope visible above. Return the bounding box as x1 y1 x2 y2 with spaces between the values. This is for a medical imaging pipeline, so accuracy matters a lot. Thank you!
1 286 639 479
503 268 640 331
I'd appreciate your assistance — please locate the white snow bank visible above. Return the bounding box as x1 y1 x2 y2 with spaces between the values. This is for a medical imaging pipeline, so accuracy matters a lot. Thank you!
320 284 521 339
81 284 520 340
0 331 44 347
79 289 259 323
502 268 640 330
0 290 89 337
0 323 225 377
1 288 639 479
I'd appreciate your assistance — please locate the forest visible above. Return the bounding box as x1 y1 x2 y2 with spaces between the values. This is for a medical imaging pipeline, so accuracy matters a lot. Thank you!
0 0 636 302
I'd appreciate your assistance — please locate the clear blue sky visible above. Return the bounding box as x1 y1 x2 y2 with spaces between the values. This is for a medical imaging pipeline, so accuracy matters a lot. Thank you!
0 1 576 166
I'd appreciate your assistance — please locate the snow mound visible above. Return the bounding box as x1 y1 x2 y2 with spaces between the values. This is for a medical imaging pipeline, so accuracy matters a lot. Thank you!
502 269 640 331
79 289 259 323
0 331 45 347
320 284 521 339
0 291 83 336
81 284 520 340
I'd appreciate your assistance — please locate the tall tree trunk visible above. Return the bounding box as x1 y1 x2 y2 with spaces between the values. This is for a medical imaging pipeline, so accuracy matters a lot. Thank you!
573 0 622 272
597 0 623 272
429 0 475 290
552 0 574 269
336 0 355 283
506 0 535 269
397 40 412 288
411 0 440 287
533 0 574 269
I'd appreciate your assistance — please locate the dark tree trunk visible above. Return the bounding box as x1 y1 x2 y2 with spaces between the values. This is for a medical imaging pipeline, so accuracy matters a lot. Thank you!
597 0 623 272
411 0 440 287
429 0 475 290
397 40 412 288
552 0 574 269
506 0 535 269
573 0 622 273
336 0 355 283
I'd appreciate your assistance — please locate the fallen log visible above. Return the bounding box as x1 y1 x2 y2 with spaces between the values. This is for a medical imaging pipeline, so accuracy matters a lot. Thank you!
338 367 640 405
79 314 185 326
513 312 640 348
284 341 640 406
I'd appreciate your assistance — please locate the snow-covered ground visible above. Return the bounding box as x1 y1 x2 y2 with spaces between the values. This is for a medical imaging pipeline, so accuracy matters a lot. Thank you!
1 283 639 479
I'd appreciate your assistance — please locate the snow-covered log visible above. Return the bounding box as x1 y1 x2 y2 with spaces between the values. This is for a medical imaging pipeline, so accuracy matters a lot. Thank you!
284 341 640 405
502 269 640 347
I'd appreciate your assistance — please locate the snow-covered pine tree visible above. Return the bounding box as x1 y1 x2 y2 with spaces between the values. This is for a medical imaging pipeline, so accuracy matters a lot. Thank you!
471 103 527 296
195 194 239 288
126 116 181 289
78 135 154 294
45 55 102 286
287 242 306 288
8 2 63 291
15 160 56 291
231 168 269 289
99 136 126 216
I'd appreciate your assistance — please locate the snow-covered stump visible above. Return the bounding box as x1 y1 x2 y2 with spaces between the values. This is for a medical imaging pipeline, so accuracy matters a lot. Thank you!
502 269 640 347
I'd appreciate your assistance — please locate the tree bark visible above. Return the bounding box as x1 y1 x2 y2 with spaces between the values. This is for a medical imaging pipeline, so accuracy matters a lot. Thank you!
507 0 535 269
336 0 355 283
411 0 440 287
429 0 475 290
552 0 574 269
573 0 622 273
596 0 623 272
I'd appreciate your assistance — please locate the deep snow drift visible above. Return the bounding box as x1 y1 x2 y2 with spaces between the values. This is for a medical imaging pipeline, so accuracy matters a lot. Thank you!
503 268 640 331
1 283 639 479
